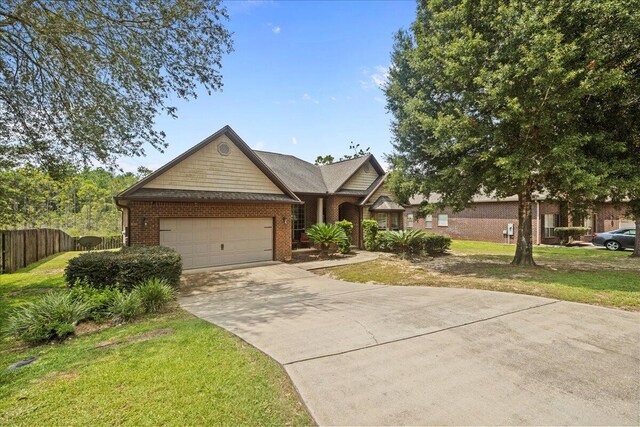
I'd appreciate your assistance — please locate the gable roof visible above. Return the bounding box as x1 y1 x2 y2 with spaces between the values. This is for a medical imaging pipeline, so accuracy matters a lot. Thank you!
370 196 405 212
116 126 301 203
254 151 385 196
318 154 385 193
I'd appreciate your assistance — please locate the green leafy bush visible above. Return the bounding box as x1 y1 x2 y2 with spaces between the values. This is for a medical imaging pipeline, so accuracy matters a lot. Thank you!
65 246 182 291
375 230 451 256
107 292 143 323
306 223 348 256
362 219 379 251
4 292 91 343
133 278 176 313
420 233 452 255
377 230 425 256
554 227 591 245
69 284 123 322
334 220 354 254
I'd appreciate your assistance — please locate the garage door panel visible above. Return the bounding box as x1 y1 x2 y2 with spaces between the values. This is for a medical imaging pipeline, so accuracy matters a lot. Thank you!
160 217 274 269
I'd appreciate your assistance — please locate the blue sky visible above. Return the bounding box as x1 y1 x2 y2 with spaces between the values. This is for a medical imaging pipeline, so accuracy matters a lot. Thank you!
120 0 416 172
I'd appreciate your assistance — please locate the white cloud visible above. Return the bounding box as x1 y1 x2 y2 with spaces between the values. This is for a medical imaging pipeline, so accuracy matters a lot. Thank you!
302 93 320 104
361 65 389 90
292 136 298 145
330 96 337 101
272 25 281 34
374 96 385 103
252 141 266 150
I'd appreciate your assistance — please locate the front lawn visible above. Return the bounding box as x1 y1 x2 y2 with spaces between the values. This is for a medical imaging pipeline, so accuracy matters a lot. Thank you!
318 240 640 311
0 253 311 426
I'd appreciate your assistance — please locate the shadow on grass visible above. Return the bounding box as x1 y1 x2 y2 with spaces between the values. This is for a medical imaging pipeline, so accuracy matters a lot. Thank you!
425 257 640 293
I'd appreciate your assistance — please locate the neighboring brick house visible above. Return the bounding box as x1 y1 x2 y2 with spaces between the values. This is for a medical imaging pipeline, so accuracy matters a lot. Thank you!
115 125 395 269
405 194 632 245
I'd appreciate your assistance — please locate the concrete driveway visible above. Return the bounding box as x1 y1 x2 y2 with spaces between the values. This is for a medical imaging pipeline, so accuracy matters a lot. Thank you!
180 264 640 426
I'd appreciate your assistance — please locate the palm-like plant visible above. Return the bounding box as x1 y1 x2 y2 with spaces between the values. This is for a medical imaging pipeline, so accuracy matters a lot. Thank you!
306 223 348 256
382 229 426 257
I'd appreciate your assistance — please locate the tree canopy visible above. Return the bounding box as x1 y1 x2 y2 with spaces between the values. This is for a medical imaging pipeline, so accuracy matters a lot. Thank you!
0 0 233 174
386 0 640 264
0 166 140 235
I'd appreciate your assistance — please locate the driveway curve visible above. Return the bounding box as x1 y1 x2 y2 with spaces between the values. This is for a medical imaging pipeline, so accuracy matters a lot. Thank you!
180 263 640 426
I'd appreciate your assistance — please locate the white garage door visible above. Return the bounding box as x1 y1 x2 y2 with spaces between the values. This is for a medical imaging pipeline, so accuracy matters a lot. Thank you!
159 218 273 270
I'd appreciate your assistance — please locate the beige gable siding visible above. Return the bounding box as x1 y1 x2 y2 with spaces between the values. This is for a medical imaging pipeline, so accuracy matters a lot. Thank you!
364 182 395 219
143 135 283 194
368 182 394 202
342 161 380 190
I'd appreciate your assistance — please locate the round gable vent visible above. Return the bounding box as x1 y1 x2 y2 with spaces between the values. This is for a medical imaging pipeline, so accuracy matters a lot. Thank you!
363 163 371 173
217 141 231 156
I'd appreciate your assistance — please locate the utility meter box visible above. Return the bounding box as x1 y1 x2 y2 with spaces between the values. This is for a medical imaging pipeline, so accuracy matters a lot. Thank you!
507 223 515 236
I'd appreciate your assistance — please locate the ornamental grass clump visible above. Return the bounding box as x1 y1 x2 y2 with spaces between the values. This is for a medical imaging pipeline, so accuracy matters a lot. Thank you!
133 277 176 313
5 292 91 343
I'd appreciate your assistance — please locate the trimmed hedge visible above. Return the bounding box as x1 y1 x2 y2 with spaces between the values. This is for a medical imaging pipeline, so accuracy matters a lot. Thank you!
334 220 354 254
420 233 452 255
65 246 182 291
554 227 591 245
362 219 379 251
376 230 451 256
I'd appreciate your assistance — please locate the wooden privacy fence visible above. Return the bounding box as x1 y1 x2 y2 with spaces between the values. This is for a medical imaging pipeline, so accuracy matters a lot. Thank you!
1 229 122 274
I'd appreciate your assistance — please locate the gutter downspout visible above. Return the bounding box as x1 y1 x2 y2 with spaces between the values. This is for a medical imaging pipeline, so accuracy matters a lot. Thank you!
114 198 130 247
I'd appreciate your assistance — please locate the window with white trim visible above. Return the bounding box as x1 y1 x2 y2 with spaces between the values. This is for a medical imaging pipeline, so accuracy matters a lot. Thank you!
425 214 433 229
437 214 449 227
407 213 414 228
544 213 556 238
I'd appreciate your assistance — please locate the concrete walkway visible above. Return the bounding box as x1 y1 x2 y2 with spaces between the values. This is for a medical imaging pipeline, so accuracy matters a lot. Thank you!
294 250 378 270
179 264 640 426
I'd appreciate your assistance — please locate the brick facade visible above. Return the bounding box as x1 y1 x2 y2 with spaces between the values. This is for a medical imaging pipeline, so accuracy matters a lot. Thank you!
326 195 362 246
127 201 293 261
406 201 629 245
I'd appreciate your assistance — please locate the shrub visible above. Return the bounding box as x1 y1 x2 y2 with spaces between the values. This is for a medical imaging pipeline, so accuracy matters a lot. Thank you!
377 230 425 256
65 246 182 291
554 227 591 245
362 219 379 251
133 278 176 313
4 292 91 343
69 284 123 322
107 292 143 323
306 223 348 256
420 233 452 255
334 220 354 254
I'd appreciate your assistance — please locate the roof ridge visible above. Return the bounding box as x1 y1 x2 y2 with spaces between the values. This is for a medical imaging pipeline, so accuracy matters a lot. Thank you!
318 153 371 168
254 150 318 168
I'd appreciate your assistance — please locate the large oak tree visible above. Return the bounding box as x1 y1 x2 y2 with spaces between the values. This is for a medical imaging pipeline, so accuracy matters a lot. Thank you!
0 0 233 173
386 0 640 265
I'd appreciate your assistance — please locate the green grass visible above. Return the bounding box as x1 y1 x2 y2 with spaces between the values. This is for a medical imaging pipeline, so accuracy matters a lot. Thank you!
0 254 312 426
320 240 640 310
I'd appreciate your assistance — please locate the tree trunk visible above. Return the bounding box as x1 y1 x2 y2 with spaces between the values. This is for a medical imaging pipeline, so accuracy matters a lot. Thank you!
632 217 640 258
512 191 536 266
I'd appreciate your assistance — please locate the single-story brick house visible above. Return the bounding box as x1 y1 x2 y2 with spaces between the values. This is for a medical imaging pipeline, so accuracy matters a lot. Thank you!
115 125 400 269
405 194 632 245
115 125 632 269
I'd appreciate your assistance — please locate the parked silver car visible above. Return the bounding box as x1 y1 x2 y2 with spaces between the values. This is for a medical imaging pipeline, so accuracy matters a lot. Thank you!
592 228 636 251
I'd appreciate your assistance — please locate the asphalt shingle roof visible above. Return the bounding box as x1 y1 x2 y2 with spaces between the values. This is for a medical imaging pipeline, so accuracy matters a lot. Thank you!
119 188 299 203
370 196 405 211
318 155 372 193
254 151 328 194
255 151 379 195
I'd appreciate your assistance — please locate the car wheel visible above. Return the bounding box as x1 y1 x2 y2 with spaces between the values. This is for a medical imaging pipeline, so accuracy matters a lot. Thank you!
605 240 621 251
